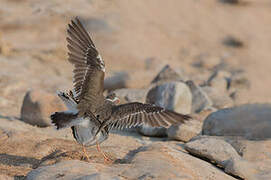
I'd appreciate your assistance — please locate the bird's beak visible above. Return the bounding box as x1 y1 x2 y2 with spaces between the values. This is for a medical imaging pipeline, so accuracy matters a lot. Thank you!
114 98 120 105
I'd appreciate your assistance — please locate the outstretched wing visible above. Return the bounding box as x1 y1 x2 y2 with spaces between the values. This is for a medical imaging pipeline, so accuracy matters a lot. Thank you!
67 17 105 107
108 102 191 130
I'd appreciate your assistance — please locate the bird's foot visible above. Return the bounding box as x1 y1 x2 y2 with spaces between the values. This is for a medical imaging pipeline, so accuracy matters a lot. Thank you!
102 153 113 164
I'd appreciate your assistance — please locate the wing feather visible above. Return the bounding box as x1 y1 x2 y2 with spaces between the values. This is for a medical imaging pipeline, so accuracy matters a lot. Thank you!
108 102 191 130
66 17 105 109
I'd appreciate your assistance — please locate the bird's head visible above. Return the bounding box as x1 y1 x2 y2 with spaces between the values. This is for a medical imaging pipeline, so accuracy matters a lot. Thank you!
106 92 120 105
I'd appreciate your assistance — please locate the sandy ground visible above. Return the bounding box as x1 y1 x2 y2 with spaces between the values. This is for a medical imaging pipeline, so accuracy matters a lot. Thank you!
0 0 271 178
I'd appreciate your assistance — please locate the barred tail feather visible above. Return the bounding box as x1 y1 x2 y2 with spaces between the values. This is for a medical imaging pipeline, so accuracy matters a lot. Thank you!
51 112 79 129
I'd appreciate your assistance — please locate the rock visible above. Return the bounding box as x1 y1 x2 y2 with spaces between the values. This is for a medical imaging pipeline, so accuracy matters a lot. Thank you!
185 136 259 179
225 158 258 180
219 0 240 4
20 90 66 127
186 80 213 113
138 126 167 137
206 70 231 93
185 136 240 167
143 81 192 137
26 160 117 180
104 72 130 91
224 137 271 179
151 65 185 84
202 104 271 140
121 143 235 180
192 54 222 70
113 88 148 103
228 72 250 91
167 120 202 142
146 81 192 114
201 86 233 109
222 36 244 48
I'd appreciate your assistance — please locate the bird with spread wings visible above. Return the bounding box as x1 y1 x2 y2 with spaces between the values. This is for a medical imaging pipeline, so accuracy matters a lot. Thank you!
51 17 191 162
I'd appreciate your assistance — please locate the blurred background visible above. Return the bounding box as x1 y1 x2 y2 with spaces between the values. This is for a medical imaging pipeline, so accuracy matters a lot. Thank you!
1 0 271 117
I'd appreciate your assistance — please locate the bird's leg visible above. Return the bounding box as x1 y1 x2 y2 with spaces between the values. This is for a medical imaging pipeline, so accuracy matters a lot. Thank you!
96 142 111 162
82 145 90 162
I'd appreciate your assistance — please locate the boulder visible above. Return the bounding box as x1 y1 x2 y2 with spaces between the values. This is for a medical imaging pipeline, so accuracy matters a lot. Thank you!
202 104 271 140
167 120 202 142
186 80 213 113
120 143 235 180
20 90 66 127
142 81 192 137
151 65 185 84
185 136 259 179
146 81 192 114
185 136 241 167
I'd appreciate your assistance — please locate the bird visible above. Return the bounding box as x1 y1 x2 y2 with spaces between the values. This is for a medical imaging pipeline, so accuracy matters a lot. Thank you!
50 17 191 162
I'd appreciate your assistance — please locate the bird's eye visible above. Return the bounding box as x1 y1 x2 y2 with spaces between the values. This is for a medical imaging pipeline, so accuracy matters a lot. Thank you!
96 115 100 119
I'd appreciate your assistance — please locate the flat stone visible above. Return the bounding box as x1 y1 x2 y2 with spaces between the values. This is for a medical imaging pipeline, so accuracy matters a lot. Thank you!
185 136 260 179
26 160 100 180
121 143 235 180
202 103 271 140
225 157 259 180
185 136 240 167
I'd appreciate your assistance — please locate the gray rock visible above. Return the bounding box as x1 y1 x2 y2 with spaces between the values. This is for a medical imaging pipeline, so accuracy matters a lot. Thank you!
185 136 240 167
185 136 259 179
219 0 240 4
206 70 231 93
104 72 130 91
146 81 192 114
202 104 271 140
222 35 244 48
121 143 235 180
151 65 185 84
167 120 202 142
225 158 258 180
20 90 66 127
138 126 167 137
186 80 213 113
201 86 233 109
142 81 192 137
223 137 271 179
113 88 148 103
